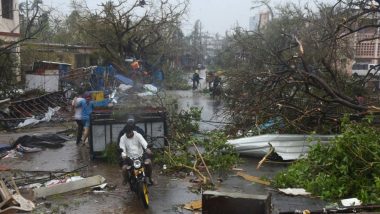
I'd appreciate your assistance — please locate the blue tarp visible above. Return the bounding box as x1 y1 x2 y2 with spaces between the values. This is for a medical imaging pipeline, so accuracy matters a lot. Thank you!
259 117 284 130
114 74 134 85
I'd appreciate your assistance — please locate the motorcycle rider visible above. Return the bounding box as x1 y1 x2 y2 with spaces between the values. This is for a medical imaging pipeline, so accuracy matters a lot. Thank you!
119 121 154 186
117 117 146 143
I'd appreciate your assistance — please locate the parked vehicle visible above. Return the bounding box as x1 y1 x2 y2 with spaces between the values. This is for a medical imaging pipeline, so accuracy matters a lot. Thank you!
352 63 379 77
127 155 150 208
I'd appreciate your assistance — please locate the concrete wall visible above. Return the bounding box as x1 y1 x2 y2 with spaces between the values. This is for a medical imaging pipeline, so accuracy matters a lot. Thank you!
202 191 269 214
25 74 60 92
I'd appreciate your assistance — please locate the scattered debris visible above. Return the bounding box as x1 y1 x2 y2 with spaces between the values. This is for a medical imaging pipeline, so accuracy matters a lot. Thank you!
92 183 108 191
0 178 35 212
256 145 274 169
13 134 69 149
236 172 270 186
20 183 43 189
183 199 202 211
2 150 23 159
118 84 132 92
191 141 214 185
1 91 67 120
0 165 10 171
16 144 43 153
278 188 311 196
341 198 362 206
33 175 106 198
14 165 89 189
189 178 202 184
0 134 68 160
17 106 61 128
0 98 10 114
143 84 158 93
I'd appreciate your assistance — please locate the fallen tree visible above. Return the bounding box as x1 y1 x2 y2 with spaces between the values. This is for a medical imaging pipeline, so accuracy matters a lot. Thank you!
273 116 380 204
216 0 380 134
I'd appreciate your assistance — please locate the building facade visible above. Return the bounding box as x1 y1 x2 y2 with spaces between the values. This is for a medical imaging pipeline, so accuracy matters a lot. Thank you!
354 27 380 65
249 11 271 31
0 0 19 41
0 0 20 81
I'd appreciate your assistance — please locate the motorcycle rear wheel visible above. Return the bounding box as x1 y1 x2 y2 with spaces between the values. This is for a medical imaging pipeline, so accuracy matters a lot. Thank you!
138 182 149 208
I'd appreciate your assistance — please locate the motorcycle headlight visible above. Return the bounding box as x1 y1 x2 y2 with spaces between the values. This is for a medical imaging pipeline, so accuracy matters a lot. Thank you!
133 159 142 168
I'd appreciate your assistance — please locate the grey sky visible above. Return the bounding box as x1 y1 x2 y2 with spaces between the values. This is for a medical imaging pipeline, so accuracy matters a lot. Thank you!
41 0 321 35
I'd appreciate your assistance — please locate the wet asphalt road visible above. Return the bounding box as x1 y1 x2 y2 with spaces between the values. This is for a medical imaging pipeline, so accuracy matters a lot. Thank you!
0 70 288 213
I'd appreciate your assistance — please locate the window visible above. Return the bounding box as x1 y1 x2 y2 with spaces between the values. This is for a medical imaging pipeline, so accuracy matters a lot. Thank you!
2 0 13 19
352 64 368 70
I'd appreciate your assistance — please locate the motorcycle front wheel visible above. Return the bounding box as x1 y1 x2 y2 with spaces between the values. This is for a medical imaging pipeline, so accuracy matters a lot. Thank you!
138 182 149 208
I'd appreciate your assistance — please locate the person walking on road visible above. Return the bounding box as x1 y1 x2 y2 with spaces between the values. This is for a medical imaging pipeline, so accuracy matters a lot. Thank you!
192 70 201 90
72 94 85 145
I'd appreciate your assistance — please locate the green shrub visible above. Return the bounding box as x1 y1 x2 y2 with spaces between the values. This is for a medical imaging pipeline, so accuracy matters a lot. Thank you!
102 143 120 165
273 116 380 203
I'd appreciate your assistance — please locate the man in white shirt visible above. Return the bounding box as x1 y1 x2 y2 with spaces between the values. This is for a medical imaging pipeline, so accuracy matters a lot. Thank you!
71 95 85 145
119 124 154 185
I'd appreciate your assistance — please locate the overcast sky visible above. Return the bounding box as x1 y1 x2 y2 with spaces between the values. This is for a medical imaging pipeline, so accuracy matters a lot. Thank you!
41 0 322 35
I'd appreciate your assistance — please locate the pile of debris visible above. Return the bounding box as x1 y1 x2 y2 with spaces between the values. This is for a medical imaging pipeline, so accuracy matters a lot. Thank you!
0 167 108 213
0 91 69 129
0 133 70 160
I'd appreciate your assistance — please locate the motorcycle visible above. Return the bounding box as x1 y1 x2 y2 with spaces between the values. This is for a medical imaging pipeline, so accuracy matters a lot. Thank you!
127 156 150 208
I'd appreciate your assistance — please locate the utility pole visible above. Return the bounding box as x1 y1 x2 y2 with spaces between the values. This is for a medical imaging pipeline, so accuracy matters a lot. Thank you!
199 21 202 65
26 0 29 22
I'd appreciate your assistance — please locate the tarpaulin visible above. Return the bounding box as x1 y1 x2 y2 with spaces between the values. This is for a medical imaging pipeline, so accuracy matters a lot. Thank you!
114 74 134 86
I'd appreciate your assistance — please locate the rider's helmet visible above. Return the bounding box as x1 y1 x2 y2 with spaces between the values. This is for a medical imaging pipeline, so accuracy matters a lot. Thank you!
127 116 135 127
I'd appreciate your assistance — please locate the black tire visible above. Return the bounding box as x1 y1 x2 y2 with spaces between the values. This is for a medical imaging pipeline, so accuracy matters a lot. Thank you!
138 182 149 208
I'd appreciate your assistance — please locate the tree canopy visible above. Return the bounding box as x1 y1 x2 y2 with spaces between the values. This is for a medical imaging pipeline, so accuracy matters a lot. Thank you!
218 0 380 134
66 0 188 71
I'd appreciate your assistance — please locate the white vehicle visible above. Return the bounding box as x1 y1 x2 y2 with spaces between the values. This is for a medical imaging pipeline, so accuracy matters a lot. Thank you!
352 63 379 77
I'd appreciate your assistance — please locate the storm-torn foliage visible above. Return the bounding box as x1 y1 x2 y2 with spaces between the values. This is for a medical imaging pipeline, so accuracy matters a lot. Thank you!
273 116 380 203
155 105 239 186
218 1 380 134
70 0 188 73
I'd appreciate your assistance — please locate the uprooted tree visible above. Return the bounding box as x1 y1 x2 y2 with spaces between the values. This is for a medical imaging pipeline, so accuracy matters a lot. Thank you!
69 0 188 74
216 0 380 134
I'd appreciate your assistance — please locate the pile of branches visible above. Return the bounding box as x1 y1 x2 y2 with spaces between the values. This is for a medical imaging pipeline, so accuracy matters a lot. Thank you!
156 106 239 186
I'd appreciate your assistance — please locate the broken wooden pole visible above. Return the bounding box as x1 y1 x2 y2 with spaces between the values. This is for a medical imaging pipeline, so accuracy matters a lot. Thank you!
257 143 274 169
191 141 214 185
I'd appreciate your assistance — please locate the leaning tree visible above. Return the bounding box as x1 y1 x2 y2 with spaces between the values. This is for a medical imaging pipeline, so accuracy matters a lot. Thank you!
218 0 380 134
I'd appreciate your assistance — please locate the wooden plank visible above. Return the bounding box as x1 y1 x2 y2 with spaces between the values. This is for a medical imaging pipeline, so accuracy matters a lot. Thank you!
236 172 270 186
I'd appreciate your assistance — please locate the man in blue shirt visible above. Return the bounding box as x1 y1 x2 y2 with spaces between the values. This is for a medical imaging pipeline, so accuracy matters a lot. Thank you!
77 92 111 146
